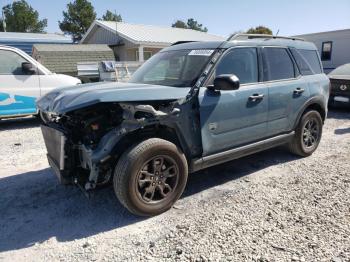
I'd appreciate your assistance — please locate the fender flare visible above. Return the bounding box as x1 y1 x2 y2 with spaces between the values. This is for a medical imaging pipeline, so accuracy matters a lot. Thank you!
293 96 327 130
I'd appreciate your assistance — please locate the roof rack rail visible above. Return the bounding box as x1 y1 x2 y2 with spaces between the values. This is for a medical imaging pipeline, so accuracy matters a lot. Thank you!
227 33 305 42
171 41 198 46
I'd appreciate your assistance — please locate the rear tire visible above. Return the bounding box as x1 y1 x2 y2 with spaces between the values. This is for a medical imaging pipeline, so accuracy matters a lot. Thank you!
113 138 188 216
288 110 323 157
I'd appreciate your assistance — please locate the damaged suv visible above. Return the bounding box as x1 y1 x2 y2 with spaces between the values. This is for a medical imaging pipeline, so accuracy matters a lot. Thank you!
38 34 329 216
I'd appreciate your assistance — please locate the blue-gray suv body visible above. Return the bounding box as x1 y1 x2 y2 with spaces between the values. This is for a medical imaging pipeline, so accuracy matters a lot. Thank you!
38 34 330 216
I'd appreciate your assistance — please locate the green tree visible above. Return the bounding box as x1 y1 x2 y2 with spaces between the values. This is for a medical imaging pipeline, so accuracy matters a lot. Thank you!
101 10 122 22
0 0 47 33
172 20 187 29
186 18 208 32
59 0 96 42
172 18 208 32
246 26 273 35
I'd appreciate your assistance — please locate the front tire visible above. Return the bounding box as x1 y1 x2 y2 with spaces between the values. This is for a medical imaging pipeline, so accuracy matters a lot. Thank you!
288 110 323 157
113 138 188 216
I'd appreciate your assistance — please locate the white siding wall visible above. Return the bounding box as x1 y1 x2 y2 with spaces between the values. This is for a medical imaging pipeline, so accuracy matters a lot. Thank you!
84 27 142 61
84 27 121 45
297 30 350 73
82 26 165 62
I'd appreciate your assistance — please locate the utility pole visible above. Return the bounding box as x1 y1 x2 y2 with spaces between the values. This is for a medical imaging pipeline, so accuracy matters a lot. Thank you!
2 9 6 32
115 9 118 34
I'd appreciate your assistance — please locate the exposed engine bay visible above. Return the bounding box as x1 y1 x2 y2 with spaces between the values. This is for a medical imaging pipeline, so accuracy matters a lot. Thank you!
41 99 202 192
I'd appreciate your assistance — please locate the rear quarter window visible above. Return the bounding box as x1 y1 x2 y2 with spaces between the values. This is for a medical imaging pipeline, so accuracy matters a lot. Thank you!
297 49 323 74
290 49 313 75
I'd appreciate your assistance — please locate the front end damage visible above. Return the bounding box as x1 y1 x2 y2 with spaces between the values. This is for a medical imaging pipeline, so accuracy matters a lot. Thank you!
40 99 201 192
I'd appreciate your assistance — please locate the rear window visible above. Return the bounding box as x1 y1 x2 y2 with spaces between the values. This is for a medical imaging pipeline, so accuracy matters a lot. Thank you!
298 49 323 74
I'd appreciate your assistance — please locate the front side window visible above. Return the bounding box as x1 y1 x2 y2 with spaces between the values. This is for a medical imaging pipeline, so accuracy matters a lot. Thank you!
321 41 332 61
263 47 295 81
0 50 29 75
130 49 214 87
215 48 258 85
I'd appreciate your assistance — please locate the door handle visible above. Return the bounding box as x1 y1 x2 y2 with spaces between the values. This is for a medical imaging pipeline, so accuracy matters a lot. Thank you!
293 88 305 95
249 94 264 101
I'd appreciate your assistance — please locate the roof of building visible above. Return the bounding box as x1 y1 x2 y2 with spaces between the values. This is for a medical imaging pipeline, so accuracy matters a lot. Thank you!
0 32 72 43
34 44 113 52
33 44 115 74
294 28 350 37
81 20 225 46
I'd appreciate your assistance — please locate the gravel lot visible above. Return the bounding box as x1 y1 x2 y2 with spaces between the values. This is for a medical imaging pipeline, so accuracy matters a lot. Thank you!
0 109 349 262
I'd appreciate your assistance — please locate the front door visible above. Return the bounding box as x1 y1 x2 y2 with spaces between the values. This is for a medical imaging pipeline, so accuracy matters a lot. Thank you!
0 49 40 117
198 47 269 156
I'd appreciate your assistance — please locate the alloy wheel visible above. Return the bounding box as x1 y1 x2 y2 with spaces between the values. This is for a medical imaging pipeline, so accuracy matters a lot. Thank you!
136 155 179 203
302 118 320 148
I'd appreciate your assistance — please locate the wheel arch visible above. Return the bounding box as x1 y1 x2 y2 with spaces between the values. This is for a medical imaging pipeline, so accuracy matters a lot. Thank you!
112 124 192 162
294 97 327 129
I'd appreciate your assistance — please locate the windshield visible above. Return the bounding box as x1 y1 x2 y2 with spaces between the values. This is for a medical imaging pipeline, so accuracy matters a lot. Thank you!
129 49 215 87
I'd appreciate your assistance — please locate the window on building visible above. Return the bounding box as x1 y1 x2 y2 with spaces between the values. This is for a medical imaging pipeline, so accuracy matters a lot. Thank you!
0 50 28 75
215 48 258 85
321 41 332 61
136 51 153 61
263 47 295 81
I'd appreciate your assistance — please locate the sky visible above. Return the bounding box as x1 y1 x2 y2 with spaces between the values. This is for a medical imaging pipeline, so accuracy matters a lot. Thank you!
1 0 350 37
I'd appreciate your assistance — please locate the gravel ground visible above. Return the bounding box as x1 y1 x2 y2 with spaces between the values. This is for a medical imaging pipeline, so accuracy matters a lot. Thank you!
0 109 349 262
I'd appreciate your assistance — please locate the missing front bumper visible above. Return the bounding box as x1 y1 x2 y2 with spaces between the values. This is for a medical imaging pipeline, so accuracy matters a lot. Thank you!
47 154 71 185
41 125 66 170
41 125 72 185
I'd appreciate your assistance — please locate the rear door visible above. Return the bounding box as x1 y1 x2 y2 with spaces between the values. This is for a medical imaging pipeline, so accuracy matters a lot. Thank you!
198 47 269 156
0 49 40 117
262 47 310 136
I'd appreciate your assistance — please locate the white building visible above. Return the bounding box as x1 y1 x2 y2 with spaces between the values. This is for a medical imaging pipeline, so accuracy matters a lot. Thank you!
295 29 350 73
80 20 225 62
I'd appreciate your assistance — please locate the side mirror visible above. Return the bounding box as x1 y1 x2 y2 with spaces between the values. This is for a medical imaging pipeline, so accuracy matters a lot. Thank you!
212 74 240 91
22 62 36 75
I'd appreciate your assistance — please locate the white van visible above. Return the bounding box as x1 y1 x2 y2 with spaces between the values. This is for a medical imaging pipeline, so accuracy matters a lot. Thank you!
0 45 81 118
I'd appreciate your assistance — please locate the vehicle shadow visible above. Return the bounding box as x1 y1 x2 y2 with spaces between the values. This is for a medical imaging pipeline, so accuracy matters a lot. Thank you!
334 127 350 135
0 147 298 252
327 108 350 120
0 117 40 131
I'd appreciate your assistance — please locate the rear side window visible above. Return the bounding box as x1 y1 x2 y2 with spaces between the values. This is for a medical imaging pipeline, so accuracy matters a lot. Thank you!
215 47 258 84
263 47 295 81
298 49 322 74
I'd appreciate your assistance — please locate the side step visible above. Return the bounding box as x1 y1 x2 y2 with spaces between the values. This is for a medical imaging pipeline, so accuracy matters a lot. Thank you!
190 132 295 172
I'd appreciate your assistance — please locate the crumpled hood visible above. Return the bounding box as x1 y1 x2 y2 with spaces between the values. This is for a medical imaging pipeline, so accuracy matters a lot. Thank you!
37 82 191 114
